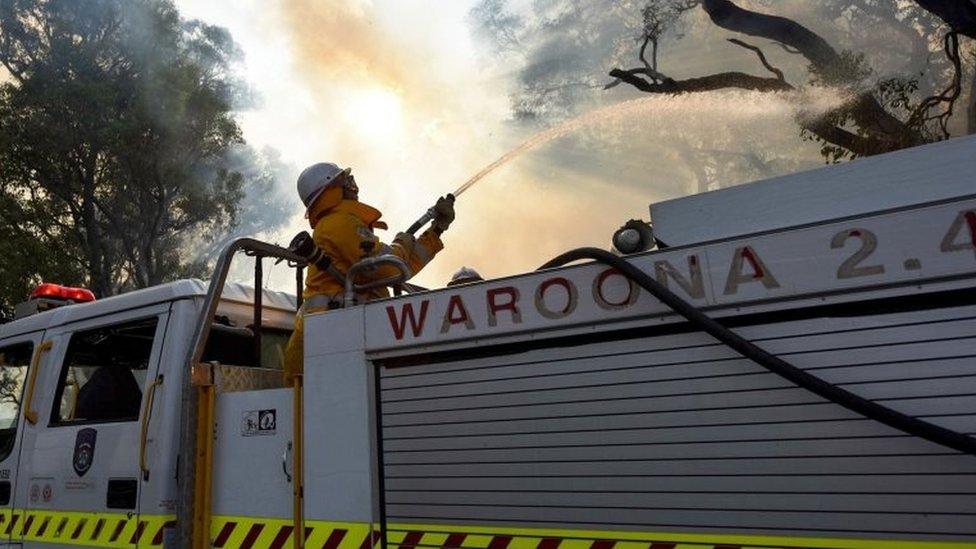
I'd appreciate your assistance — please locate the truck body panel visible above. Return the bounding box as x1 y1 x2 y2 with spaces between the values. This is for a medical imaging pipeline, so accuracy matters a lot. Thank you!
302 188 976 547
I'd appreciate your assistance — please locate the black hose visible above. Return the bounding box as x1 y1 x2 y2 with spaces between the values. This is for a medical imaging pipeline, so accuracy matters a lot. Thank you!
405 210 434 236
539 247 976 456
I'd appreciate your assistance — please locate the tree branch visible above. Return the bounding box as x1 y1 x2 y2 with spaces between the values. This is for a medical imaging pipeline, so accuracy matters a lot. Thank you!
800 119 888 158
727 38 784 81
701 0 840 68
907 31 962 138
608 68 792 93
638 35 654 73
604 67 672 89
771 41 801 55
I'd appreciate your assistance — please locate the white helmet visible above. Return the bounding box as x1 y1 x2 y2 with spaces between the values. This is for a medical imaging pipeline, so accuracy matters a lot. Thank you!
297 162 350 209
447 266 484 286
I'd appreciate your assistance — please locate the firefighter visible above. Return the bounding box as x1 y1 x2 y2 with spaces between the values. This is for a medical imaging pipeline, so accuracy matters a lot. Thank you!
283 162 454 381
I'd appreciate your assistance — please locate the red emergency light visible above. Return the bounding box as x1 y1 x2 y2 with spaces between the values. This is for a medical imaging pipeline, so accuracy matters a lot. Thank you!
30 283 96 303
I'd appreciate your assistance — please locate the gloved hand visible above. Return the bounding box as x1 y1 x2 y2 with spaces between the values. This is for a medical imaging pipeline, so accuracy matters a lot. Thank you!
432 195 455 233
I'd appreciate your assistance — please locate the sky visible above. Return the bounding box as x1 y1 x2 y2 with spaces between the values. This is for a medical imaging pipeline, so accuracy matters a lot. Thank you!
171 0 965 292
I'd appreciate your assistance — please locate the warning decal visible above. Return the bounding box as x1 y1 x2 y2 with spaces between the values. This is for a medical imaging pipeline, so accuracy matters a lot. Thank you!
241 409 276 437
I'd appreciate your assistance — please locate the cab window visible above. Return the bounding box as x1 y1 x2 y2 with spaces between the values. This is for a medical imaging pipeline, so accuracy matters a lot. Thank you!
51 317 158 425
201 318 290 370
0 342 32 460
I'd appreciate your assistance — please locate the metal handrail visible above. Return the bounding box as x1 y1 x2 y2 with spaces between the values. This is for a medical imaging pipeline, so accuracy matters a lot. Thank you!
140 374 164 480
177 240 416 546
23 340 53 425
291 374 305 549
177 238 306 547
344 255 413 305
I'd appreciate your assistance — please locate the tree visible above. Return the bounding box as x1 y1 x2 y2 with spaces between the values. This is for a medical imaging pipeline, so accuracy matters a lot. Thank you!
0 0 289 303
608 0 975 161
0 190 87 318
470 0 975 166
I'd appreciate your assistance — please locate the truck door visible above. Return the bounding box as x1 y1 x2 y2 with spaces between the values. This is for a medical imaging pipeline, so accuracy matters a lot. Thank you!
14 305 170 548
0 333 44 546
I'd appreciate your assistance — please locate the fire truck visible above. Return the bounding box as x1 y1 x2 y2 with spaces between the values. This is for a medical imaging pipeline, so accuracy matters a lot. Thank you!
0 135 974 548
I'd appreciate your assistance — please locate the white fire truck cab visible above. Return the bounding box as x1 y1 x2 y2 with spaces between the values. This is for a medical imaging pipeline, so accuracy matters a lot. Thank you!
0 280 297 547
1 135 975 549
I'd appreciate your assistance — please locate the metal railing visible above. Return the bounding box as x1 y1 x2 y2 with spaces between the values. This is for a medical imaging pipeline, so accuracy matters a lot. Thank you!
178 238 306 548
344 255 413 305
176 238 418 548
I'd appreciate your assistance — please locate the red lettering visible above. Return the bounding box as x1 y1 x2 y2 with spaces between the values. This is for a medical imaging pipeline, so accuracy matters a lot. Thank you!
386 301 430 340
487 287 521 327
740 246 763 278
440 295 475 333
940 210 976 254
592 268 637 310
966 211 976 246
534 277 578 319
724 245 779 295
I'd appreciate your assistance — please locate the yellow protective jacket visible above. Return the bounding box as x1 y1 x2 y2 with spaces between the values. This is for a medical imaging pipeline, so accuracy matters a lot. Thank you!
305 199 443 302
284 190 443 381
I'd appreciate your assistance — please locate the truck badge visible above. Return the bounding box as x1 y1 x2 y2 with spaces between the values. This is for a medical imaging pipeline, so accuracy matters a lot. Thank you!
73 428 97 477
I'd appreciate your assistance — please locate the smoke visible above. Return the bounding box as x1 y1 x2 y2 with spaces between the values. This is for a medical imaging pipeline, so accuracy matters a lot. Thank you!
275 0 506 223
274 0 515 286
210 145 297 247
281 0 406 88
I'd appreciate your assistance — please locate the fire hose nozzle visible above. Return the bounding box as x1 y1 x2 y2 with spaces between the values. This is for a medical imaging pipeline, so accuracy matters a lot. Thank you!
406 193 455 236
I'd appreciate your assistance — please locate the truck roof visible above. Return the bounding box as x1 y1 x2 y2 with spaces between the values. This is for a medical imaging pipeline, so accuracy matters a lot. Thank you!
0 279 296 340
650 134 976 247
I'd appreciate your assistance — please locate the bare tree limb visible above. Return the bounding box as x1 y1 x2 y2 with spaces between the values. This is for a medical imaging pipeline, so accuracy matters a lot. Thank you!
605 66 673 89
771 41 801 55
701 0 840 68
638 35 655 74
800 119 887 157
727 38 785 81
608 68 792 93
908 31 962 138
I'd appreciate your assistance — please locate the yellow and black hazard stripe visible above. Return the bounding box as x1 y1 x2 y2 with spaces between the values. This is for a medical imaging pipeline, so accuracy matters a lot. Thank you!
383 523 975 549
208 516 373 549
0 508 173 547
2 511 972 549
201 518 976 549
